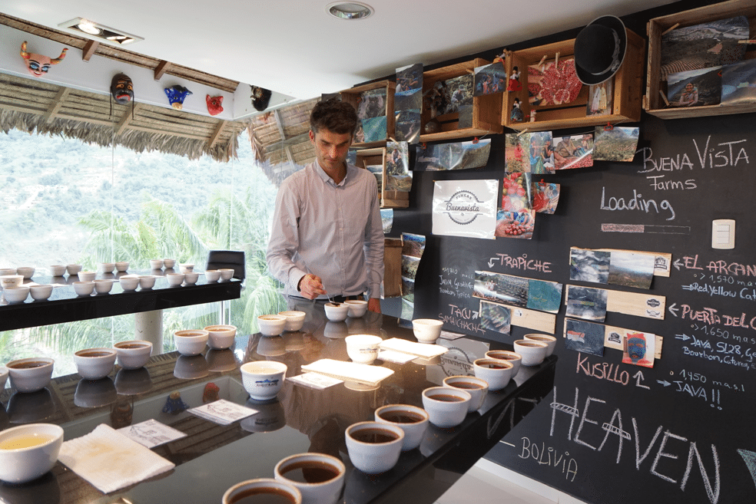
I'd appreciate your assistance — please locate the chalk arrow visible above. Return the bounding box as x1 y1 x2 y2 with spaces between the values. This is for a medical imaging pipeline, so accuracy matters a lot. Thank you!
675 334 691 341
682 284 696 291
634 371 650 390
668 303 679 317
472 310 479 320
657 380 672 387
488 258 496 268
673 258 684 271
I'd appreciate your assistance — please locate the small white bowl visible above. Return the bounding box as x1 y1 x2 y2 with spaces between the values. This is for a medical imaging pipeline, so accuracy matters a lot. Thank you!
258 315 287 336
174 329 209 356
345 334 382 364
240 361 287 401
66 264 82 275
443 375 489 412
278 311 306 332
205 269 221 282
324 302 349 322
138 275 156 290
166 273 184 287
421 386 471 428
179 264 194 274
223 478 301 504
524 333 557 356
114 340 153 369
513 339 548 367
345 299 368 318
204 325 237 350
3 286 30 304
149 259 164 270
275 453 345 504
219 268 235 281
345 421 404 474
412 319 443 344
0 423 64 483
99 263 115 274
473 358 513 391
119 276 139 291
163 259 176 269
485 350 522 377
0 268 16 276
73 281 95 296
30 284 53 301
77 271 96 282
16 267 35 279
49 265 66 277
94 279 114 294
115 261 129 272
0 275 24 289
184 272 200 285
74 348 117 380
375 404 430 451
6 358 54 393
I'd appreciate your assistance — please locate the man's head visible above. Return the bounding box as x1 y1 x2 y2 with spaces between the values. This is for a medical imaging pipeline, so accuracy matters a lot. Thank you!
309 99 357 172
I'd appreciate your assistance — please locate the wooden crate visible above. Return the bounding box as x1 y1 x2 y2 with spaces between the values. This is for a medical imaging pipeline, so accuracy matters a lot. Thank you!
501 29 645 132
645 0 756 119
383 238 403 298
419 58 503 142
341 80 396 148
354 147 409 209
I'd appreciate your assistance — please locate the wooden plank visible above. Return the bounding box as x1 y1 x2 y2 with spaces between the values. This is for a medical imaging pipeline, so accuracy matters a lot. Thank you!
116 103 140 135
154 60 171 81
606 290 666 320
129 125 208 141
0 101 47 115
82 40 99 62
505 304 557 334
273 110 287 141
207 120 227 148
43 87 71 123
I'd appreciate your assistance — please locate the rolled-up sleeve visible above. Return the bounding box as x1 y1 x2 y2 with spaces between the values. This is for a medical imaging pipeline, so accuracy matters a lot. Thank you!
363 177 384 299
266 177 306 293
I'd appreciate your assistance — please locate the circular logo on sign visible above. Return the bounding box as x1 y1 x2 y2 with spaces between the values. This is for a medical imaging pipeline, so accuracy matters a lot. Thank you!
444 190 484 225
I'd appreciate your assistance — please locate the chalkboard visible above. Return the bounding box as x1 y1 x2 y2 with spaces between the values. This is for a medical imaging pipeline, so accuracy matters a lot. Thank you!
383 3 756 503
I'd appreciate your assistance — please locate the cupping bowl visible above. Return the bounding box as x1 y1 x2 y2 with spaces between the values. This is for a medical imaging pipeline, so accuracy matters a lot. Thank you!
30 284 53 301
204 325 237 350
174 330 209 356
0 423 64 483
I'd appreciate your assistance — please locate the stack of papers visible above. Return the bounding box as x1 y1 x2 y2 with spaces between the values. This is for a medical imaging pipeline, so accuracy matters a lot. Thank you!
188 399 258 425
302 359 394 386
379 338 449 358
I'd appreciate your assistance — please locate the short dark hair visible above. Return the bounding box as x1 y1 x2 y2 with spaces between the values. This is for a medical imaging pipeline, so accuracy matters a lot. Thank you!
310 98 358 135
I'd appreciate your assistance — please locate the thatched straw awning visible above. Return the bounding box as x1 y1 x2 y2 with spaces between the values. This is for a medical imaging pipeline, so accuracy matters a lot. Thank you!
0 73 246 162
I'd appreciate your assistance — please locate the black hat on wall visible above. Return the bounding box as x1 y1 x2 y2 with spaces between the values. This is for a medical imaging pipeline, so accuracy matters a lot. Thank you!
574 15 627 85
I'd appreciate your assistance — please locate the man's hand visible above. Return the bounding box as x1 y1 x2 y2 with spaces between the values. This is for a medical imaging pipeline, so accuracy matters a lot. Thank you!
298 274 326 300
368 298 381 313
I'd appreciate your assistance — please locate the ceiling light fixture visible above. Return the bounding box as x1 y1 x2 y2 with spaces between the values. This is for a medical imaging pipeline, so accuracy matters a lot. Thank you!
326 2 374 20
58 17 143 45
77 20 100 35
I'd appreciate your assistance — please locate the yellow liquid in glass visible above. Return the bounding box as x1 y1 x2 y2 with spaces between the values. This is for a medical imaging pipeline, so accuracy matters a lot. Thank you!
0 434 55 450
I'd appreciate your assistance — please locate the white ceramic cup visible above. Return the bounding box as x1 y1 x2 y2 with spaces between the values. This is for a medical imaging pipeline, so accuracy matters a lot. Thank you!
421 386 471 428
166 273 185 287
174 329 209 356
443 375 489 412
7 358 54 393
274 453 346 504
345 335 382 364
524 333 557 356
163 259 176 269
74 348 117 380
241 361 287 401
513 339 548 366
205 269 221 282
3 286 30 303
114 340 153 369
115 261 129 272
345 421 404 474
0 268 16 276
77 271 96 282
30 284 53 301
375 404 430 451
73 281 95 296
0 423 64 484
412 319 443 344
94 279 114 294
0 275 24 289
222 478 302 504
219 268 235 280
138 275 156 290
66 264 82 275
473 358 514 391
258 315 287 336
204 325 237 350
485 350 522 377
278 311 306 332
99 263 115 274
184 272 200 285
16 267 35 279
180 264 194 274
344 299 368 318
150 259 164 270
324 303 349 322
49 265 66 277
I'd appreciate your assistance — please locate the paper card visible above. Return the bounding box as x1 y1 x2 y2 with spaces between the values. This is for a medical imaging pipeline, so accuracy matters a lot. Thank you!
386 141 412 191
528 132 556 174
526 279 563 314
622 331 655 368
188 399 258 426
474 270 528 307
401 233 426 258
379 338 449 359
532 181 560 214
288 372 343 390
302 359 395 386
440 330 467 340
552 134 593 170
395 109 421 144
380 209 393 234
479 300 511 335
117 419 187 449
414 139 492 171
528 57 582 107
586 79 613 117
569 248 610 284
357 88 387 120
564 318 605 357
396 63 423 93
474 61 507 96
608 251 655 289
565 285 608 322
378 350 417 364
593 126 640 163
432 179 499 239
502 172 532 212
606 290 666 320
667 66 722 108
495 209 535 240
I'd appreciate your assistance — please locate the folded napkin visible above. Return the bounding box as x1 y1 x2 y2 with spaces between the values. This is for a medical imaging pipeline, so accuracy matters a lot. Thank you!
379 338 449 358
301 359 394 386
59 424 175 494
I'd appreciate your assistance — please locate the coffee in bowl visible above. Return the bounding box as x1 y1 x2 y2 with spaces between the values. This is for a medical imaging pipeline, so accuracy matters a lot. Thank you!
74 348 117 380
513 339 548 366
7 358 54 393
421 386 471 428
375 404 429 451
524 333 557 356
345 421 404 474
274 452 345 504
443 375 489 412
485 350 522 377
223 478 302 504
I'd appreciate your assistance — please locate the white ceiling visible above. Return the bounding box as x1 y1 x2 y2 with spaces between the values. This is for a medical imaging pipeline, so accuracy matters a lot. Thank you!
1 0 676 100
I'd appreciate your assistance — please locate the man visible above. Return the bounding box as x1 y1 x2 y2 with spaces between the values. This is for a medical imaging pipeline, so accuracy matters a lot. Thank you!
266 99 384 313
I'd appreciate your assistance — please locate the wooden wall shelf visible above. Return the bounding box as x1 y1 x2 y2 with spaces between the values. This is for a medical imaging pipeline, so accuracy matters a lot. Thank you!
341 80 396 148
644 0 756 120
354 147 409 209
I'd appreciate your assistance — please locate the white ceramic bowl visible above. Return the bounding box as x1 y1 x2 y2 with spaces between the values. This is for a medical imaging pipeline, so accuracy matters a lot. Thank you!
0 423 64 483
324 303 349 322
163 259 176 269
66 264 83 275
223 478 302 504
73 281 95 296
174 330 209 356
0 366 8 389
7 358 54 393
485 350 522 377
412 319 443 343
345 335 382 364
513 339 549 367
204 325 237 350
275 452 345 504
30 284 53 301
77 271 96 282
0 275 24 289
443 375 489 412
150 259 164 270
184 272 200 285
115 261 129 272
166 273 185 287
258 315 287 336
375 404 429 451
3 286 29 304
205 269 221 282
74 348 117 380
219 268 235 281
179 264 194 274
49 265 66 277
119 276 139 291
473 358 513 391
345 299 368 318
16 267 34 280
138 275 156 290
0 268 16 276
99 263 115 274
94 279 114 294
524 333 557 357
345 421 404 474
241 361 287 401
278 310 306 332
114 340 153 369
421 386 471 428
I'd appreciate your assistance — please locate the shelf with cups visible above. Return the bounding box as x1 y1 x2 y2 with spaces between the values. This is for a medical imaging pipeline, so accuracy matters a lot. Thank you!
340 79 397 149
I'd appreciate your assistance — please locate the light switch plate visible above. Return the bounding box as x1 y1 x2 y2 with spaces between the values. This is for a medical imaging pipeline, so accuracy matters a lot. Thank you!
712 219 735 249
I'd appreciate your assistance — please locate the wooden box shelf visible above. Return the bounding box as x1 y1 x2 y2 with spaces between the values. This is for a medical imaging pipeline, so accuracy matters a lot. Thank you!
501 29 645 132
341 80 396 148
383 237 403 298
354 147 409 209
644 0 756 120
419 58 503 142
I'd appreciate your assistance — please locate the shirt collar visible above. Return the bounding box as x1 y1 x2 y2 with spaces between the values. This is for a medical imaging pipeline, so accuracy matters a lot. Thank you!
314 158 349 187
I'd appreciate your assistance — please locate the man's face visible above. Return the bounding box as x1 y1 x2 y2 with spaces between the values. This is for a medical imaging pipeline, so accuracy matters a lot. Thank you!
310 128 352 172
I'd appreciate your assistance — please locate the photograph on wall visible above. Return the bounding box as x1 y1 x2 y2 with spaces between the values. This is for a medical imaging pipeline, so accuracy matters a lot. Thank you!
532 181 560 214
357 88 387 120
402 276 415 303
432 179 498 239
385 141 412 192
473 270 529 307
380 209 393 234
361 116 387 143
622 331 655 368
667 67 722 107
564 318 605 357
527 57 582 107
395 88 423 111
501 172 532 212
593 126 639 163
366 164 383 196
401 255 420 281
586 78 613 116
527 279 563 314
396 63 423 92
608 251 655 289
721 59 756 106
528 131 555 174
400 298 415 321
495 209 535 240
401 232 426 258
474 61 507 96
505 133 530 173
660 16 748 81
565 285 608 322
479 300 512 335
394 109 421 144
444 74 474 113
569 248 610 284
553 134 593 170
457 105 473 129
414 139 491 171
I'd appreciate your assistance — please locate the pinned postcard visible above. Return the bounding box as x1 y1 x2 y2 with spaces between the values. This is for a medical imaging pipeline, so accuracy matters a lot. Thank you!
479 300 512 335
401 255 420 281
529 131 555 174
402 277 415 303
505 133 530 173
528 57 582 107
396 63 423 92
565 285 608 322
474 270 528 307
532 181 560 214
553 134 593 170
432 179 498 239
474 61 507 96
593 126 639 163
401 232 426 258
394 109 421 144
118 419 187 449
395 88 423 110
608 251 655 289
586 79 613 116
570 248 610 284
721 59 756 106
496 209 535 239
386 141 412 192
527 279 562 314
564 318 605 357
189 399 258 426
622 331 655 368
380 209 393 234
357 88 387 120
667 67 721 107
288 372 343 390
502 172 532 212
414 139 491 171
360 116 388 143
444 74 474 113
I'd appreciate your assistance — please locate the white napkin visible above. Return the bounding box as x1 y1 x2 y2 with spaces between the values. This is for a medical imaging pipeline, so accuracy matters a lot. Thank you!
59 424 175 494
379 338 449 358
301 359 394 386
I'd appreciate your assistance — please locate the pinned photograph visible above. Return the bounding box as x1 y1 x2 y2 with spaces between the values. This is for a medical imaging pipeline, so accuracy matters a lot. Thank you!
480 300 512 335
586 79 613 116
593 126 639 162
401 232 426 258
361 116 387 143
394 109 421 144
667 67 721 107
566 285 608 322
386 141 412 192
527 279 563 314
528 57 582 107
380 209 393 234
528 131 555 174
414 139 491 171
502 172 532 212
505 133 530 173
366 164 382 195
570 248 610 284
402 276 415 303
608 251 655 289
532 181 560 214
401 255 420 281
474 270 529 307
564 319 605 357
396 63 423 92
400 298 415 321
474 61 507 96
721 59 756 106
457 105 473 129
622 332 655 368
553 134 593 170
395 88 423 111
445 74 474 113
357 89 386 120
495 209 535 240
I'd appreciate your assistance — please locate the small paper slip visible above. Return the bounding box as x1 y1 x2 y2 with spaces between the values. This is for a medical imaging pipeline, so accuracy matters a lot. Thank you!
378 350 416 364
188 399 258 426
301 359 394 386
379 338 449 359
117 419 187 449
59 424 175 494
289 372 343 390
440 330 467 340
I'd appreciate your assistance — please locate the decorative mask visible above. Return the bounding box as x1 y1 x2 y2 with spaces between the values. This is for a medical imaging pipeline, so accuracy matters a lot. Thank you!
251 86 272 112
164 85 192 110
110 73 134 105
206 95 224 116
20 41 68 78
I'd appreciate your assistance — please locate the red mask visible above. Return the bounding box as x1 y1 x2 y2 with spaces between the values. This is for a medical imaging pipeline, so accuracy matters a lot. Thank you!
206 95 224 116
20 41 67 78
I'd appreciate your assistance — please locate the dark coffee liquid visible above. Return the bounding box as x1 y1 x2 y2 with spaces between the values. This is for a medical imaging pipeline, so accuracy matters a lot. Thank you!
10 361 48 369
118 344 147 349
449 381 483 390
351 428 399 443
429 394 464 402
479 363 508 369
229 487 295 504
281 460 340 483
80 351 112 357
379 411 425 424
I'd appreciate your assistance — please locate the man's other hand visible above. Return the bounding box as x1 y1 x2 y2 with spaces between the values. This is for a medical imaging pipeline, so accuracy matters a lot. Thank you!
368 298 381 313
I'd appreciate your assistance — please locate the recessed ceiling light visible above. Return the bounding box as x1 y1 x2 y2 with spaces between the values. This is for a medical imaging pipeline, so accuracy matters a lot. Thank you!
58 17 143 45
326 2 374 20
77 20 100 35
